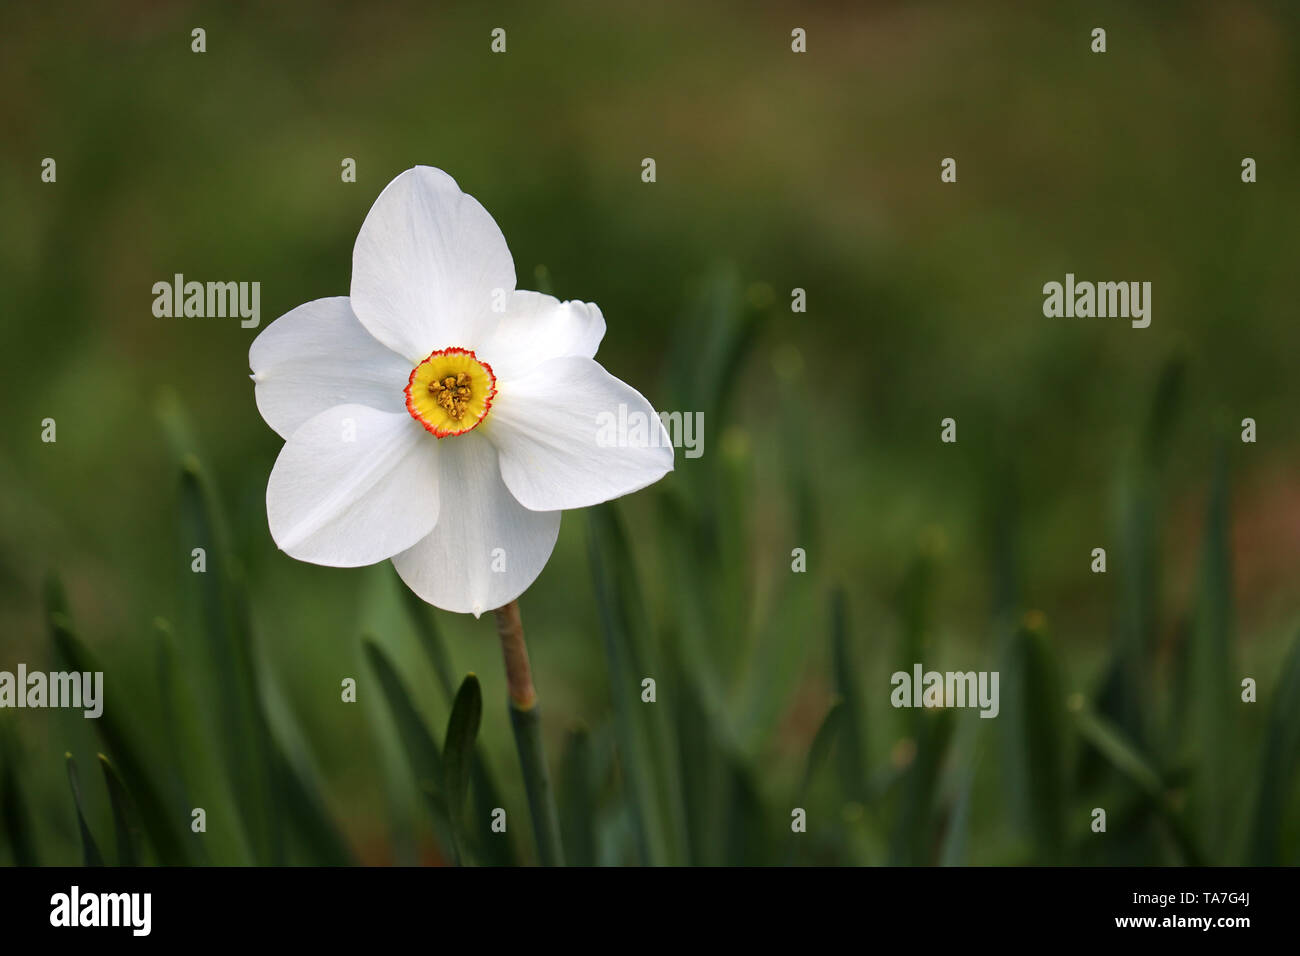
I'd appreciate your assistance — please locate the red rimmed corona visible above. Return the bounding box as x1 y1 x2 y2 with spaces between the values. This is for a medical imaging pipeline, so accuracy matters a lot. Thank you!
404 346 497 437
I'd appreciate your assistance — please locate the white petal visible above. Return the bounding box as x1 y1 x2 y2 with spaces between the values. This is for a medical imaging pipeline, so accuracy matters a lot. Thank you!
480 292 606 382
250 297 413 440
351 167 516 363
267 404 440 567
391 432 560 616
485 356 675 512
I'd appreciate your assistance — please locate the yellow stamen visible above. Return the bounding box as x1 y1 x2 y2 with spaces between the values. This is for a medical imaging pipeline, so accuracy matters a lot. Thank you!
405 348 496 437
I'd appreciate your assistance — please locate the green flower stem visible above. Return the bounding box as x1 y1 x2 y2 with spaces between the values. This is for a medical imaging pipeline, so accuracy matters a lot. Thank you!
494 600 565 866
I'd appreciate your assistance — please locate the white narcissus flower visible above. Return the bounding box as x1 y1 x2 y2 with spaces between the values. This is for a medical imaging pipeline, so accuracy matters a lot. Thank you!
249 166 673 616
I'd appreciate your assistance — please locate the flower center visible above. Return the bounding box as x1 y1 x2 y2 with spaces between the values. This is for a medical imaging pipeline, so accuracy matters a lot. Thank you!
404 347 496 437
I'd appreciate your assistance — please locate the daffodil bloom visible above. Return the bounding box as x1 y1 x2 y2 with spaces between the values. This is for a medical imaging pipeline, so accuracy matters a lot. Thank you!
250 166 673 615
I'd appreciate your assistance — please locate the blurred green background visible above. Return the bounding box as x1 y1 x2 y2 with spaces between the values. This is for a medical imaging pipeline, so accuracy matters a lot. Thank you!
2 1 1299 866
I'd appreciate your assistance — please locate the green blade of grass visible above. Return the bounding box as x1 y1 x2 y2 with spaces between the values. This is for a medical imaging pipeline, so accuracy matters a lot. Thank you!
363 638 446 792
398 580 456 700
269 742 356 866
97 755 140 866
559 726 596 867
1113 476 1155 750
508 701 565 867
1185 447 1234 860
666 268 769 428
888 710 955 865
398 582 514 864
49 608 191 865
362 638 453 851
830 589 867 799
1073 705 1205 865
722 760 767 866
1074 708 1163 798
783 699 842 865
160 396 279 864
1140 355 1186 470
673 662 728 866
896 549 938 691
175 460 277 863
443 674 482 864
800 699 844 800
255 662 356 866
587 503 690 866
937 751 976 866
652 491 730 723
1109 359 1186 752
1246 628 1300 865
0 729 38 866
467 752 514 866
733 568 816 751
1001 618 1065 861
153 619 220 865
65 754 103 867
657 271 771 718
